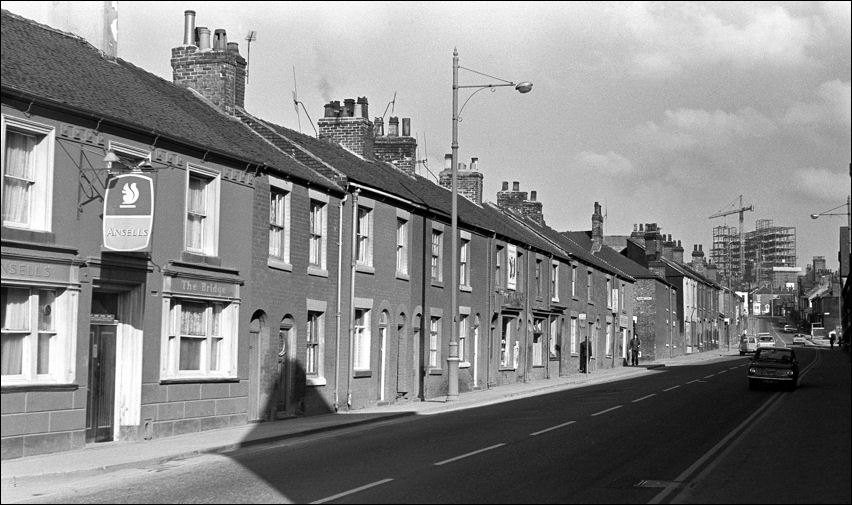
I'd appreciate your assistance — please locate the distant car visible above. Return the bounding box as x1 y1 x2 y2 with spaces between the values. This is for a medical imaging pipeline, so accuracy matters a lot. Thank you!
739 335 758 355
792 333 808 344
748 347 799 390
783 325 795 333
756 334 776 349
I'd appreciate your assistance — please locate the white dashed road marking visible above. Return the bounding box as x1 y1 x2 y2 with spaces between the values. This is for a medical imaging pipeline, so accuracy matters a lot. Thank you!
530 421 576 437
434 443 506 466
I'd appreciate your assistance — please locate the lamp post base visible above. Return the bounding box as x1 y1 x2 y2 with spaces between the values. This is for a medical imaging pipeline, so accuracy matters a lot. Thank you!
447 342 459 401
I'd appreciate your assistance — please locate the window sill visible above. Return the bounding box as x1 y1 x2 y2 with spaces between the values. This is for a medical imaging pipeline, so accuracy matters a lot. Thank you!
0 226 56 245
353 370 372 378
306 376 327 386
498 367 517 372
181 251 221 266
395 272 410 281
356 264 375 275
1 382 78 393
459 361 471 368
431 280 444 288
268 258 293 272
307 266 328 278
427 368 443 375
160 376 239 384
460 285 472 293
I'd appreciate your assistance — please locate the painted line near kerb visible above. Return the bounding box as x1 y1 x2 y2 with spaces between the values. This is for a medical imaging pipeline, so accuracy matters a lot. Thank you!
632 394 656 403
663 385 680 392
530 421 576 436
434 443 506 466
312 478 394 504
591 405 623 417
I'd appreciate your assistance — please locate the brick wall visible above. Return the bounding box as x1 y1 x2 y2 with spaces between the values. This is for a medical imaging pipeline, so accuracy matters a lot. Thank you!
170 45 246 114
318 117 374 159
438 168 483 205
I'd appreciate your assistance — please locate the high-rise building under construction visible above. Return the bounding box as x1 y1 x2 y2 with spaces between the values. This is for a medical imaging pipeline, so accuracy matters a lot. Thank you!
711 219 797 288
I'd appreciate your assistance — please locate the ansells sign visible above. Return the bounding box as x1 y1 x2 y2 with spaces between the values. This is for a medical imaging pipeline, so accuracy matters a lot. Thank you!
103 173 154 252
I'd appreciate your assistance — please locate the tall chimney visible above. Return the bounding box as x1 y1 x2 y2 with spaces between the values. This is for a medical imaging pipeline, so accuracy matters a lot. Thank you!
374 115 416 175
591 201 603 253
172 14 246 114
439 153 483 204
644 223 662 262
318 97 375 158
662 234 674 260
183 10 196 45
673 239 684 264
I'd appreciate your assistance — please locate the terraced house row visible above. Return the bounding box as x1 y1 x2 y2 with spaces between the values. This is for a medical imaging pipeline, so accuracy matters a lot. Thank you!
0 9 744 460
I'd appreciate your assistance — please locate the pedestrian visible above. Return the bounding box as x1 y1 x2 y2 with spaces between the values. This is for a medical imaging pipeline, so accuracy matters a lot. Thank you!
629 335 641 366
829 332 835 349
579 339 587 373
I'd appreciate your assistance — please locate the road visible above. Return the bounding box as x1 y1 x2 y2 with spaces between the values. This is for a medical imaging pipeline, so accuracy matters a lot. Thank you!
8 347 850 504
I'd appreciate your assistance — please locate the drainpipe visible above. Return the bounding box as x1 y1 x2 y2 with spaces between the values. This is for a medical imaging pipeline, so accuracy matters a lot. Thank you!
486 232 495 389
523 247 530 383
333 191 349 412
346 188 361 408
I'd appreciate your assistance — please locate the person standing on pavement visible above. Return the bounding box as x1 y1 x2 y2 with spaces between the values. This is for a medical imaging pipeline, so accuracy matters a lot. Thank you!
629 335 641 366
829 332 836 349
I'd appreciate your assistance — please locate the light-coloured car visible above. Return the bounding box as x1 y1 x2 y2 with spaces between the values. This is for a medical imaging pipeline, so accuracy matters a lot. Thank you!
739 335 758 355
756 334 776 349
783 324 795 333
792 333 808 344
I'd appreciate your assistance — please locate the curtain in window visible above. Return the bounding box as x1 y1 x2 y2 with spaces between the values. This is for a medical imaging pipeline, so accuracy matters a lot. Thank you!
357 208 370 264
2 131 35 225
269 193 285 257
1 287 29 375
186 177 206 250
179 302 205 371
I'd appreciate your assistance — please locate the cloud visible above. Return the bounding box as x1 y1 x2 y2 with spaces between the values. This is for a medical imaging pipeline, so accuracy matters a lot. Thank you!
633 106 778 151
792 167 850 200
783 80 852 130
574 151 635 177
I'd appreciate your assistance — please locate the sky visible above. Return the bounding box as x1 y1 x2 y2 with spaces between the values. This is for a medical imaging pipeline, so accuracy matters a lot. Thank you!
4 1 851 273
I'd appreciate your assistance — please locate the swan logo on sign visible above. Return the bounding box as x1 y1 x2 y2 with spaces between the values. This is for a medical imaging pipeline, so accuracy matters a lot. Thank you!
103 173 154 252
120 183 140 208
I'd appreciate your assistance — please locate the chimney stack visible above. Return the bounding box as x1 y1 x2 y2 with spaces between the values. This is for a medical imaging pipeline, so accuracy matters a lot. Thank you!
591 201 603 253
318 97 375 159
644 223 662 262
171 13 246 114
374 114 417 175
439 153 484 204
673 239 684 264
662 234 674 260
496 181 544 224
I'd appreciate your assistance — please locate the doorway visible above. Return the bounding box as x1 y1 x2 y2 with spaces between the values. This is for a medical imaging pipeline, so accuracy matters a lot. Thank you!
86 291 119 443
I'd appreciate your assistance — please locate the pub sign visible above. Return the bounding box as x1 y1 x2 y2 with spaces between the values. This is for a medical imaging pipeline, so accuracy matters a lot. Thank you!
103 173 154 251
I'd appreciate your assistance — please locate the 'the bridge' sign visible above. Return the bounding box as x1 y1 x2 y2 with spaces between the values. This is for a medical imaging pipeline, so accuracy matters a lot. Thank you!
103 173 154 252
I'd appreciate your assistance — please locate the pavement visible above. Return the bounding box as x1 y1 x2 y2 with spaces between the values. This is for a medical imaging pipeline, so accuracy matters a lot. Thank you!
1 348 740 492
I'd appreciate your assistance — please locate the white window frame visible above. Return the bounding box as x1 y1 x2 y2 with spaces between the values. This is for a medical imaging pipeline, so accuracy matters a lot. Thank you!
571 265 577 298
1 285 77 385
429 315 441 369
535 257 543 299
431 228 443 282
353 304 372 371
185 164 221 257
532 317 544 366
1 115 55 232
268 177 292 269
570 317 578 355
500 316 512 367
160 295 238 380
306 299 326 385
356 204 374 268
586 270 592 302
495 245 504 289
549 317 559 359
551 261 560 302
606 321 613 357
459 231 471 290
308 190 328 275
396 215 409 277
458 308 470 367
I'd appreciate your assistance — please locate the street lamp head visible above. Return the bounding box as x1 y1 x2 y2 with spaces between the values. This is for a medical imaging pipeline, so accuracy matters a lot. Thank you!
515 81 533 93
810 214 820 219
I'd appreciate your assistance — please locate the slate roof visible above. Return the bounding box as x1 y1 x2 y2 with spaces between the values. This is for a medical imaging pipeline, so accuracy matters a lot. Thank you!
625 237 720 289
563 231 652 282
0 10 340 193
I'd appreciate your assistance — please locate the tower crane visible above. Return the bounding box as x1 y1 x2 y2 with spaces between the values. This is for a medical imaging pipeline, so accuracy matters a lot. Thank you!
709 195 753 285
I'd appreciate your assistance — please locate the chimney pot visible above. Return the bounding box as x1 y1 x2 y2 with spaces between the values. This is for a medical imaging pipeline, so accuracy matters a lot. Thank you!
227 42 240 55
183 10 197 46
639 223 644 232
402 118 410 136
531 190 537 201
512 181 520 191
197 27 211 51
356 97 369 118
344 98 355 117
388 117 399 136
470 157 478 170
374 117 384 135
213 29 227 51
502 181 509 191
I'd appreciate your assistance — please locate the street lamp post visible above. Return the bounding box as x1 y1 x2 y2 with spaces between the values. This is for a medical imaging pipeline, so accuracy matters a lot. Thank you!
810 194 851 344
448 48 532 400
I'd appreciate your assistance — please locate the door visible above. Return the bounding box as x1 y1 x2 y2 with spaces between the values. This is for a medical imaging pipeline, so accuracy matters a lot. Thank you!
378 325 386 402
86 325 116 442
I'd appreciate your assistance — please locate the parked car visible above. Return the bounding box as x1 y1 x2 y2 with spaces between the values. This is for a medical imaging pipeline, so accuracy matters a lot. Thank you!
748 347 799 390
792 333 808 344
783 324 795 333
739 335 758 355
756 334 776 349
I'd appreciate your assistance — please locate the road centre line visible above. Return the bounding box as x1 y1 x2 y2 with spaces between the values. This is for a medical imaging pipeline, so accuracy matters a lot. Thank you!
729 366 741 370
311 478 394 504
530 421 576 436
703 374 715 379
632 394 656 403
717 369 727 374
434 443 506 466
686 379 702 384
591 405 623 416
663 385 680 391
